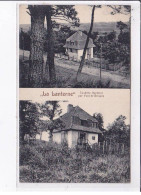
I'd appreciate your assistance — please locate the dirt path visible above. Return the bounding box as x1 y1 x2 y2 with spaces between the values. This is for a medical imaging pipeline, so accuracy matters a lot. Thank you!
20 50 130 86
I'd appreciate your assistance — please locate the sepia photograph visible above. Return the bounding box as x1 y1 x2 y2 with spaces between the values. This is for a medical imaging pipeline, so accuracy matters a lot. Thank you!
19 4 131 88
19 93 130 183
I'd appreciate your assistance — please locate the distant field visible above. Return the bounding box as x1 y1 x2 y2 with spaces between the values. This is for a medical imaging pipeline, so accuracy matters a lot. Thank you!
20 22 121 34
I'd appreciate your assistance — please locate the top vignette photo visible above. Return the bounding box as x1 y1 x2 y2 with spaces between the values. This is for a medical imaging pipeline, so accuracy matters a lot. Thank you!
19 4 131 89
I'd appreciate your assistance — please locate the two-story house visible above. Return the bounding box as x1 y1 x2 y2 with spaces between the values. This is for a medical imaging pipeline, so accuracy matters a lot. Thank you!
53 104 102 148
63 31 95 61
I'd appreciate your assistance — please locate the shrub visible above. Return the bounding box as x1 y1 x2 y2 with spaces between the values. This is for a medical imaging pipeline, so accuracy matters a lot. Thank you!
19 140 130 183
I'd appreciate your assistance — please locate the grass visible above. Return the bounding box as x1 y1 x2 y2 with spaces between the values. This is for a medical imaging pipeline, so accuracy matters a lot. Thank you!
19 57 130 88
19 140 130 183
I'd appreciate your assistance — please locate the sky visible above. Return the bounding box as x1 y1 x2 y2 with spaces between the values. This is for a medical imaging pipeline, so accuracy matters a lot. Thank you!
26 89 130 129
19 5 130 24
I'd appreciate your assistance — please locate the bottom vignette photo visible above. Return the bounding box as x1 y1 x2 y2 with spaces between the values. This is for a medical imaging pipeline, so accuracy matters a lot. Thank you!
19 98 130 183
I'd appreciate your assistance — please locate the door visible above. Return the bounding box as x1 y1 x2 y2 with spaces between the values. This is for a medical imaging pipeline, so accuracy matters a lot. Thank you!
79 132 86 145
87 48 91 60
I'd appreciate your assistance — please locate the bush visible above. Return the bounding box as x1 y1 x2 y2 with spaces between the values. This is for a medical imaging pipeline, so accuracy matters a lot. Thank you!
19 140 130 183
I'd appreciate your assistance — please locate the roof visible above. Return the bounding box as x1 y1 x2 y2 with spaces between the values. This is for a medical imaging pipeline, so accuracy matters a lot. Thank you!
54 105 102 134
63 31 95 50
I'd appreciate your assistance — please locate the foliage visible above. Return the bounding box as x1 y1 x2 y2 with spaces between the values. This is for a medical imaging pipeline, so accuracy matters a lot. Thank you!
95 21 130 69
53 26 75 54
93 113 104 130
40 101 64 140
19 101 39 141
118 31 130 45
19 29 31 51
116 21 128 33
20 140 130 183
19 26 75 54
105 115 130 146
108 5 131 15
40 101 62 120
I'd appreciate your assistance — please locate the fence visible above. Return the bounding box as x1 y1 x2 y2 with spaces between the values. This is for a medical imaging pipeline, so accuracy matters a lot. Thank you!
55 53 123 72
91 141 128 155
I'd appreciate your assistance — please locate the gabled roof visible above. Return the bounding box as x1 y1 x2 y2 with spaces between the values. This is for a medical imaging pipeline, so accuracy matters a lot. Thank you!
63 31 95 50
54 106 102 134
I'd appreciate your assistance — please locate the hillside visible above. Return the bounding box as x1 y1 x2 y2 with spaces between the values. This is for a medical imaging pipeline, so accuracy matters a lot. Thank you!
20 22 122 34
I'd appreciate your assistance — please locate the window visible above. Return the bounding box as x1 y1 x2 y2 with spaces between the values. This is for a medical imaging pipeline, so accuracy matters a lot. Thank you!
92 122 98 128
92 136 95 140
81 120 88 127
69 48 72 52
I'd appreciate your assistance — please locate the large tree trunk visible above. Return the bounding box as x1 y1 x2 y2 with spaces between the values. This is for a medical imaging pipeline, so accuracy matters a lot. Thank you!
46 6 56 84
28 6 45 87
76 6 95 81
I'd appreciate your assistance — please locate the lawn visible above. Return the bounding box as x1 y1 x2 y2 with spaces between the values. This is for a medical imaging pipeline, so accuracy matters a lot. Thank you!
19 140 130 183
19 57 129 88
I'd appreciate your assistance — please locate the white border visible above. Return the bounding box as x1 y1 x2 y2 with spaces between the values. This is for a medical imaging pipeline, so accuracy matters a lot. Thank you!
17 1 140 191
0 0 139 192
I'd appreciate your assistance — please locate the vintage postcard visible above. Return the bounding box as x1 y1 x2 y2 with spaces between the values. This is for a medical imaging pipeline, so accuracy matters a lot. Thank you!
19 3 130 88
18 89 130 184
17 1 139 191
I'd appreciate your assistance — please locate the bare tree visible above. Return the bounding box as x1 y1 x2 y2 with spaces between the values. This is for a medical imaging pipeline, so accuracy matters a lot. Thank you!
76 6 96 81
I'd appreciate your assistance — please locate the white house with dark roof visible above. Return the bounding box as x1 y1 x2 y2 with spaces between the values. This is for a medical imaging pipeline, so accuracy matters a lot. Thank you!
63 31 95 61
53 104 102 148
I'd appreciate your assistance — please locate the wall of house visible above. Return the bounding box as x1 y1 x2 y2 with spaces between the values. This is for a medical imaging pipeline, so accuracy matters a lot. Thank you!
66 130 79 148
72 131 79 147
67 49 78 60
91 48 93 58
61 131 68 143
87 133 98 145
78 49 85 60
36 131 49 142
77 48 93 61
53 132 61 144
67 131 72 148
53 131 99 147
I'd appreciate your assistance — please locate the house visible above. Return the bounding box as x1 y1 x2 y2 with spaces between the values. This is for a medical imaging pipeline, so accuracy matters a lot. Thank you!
53 104 102 148
63 31 95 61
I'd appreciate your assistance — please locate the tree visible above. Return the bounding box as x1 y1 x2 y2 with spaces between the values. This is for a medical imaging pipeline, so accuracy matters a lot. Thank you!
76 5 96 80
93 113 104 131
28 5 79 85
106 115 130 145
107 31 116 41
116 21 128 34
27 5 46 87
40 101 65 141
76 5 130 80
19 29 31 51
19 101 39 142
45 5 79 84
108 5 131 15
118 31 130 45
54 26 75 54
93 113 105 142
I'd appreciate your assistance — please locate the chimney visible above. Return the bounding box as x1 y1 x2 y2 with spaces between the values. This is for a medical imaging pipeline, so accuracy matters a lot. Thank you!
67 104 73 113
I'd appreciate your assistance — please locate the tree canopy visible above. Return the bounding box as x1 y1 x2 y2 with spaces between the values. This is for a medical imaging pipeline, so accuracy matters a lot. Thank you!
106 115 130 145
40 101 65 141
19 101 39 141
